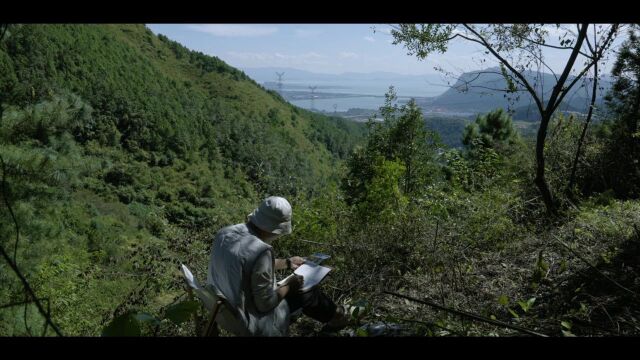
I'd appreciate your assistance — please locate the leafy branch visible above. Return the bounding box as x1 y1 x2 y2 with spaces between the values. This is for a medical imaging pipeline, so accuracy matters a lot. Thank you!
0 154 64 336
0 27 64 334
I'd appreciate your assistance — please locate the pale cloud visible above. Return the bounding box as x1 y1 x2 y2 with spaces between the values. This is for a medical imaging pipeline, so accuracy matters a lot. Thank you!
225 51 328 67
364 36 376 43
226 51 272 61
295 29 323 38
188 24 278 37
301 52 325 59
339 51 359 59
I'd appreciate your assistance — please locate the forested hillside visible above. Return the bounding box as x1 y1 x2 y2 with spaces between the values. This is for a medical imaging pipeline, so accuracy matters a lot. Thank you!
0 24 364 335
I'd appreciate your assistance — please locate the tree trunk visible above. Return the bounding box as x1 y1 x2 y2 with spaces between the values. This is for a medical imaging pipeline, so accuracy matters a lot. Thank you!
535 111 556 215
534 23 589 216
567 61 598 197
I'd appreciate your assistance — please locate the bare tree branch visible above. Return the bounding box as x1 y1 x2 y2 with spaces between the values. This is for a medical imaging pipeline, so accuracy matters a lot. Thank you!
546 24 590 115
0 154 64 337
520 45 559 82
1 155 20 264
584 25 596 55
555 236 637 297
0 24 8 42
383 290 549 337
565 24 620 195
0 299 49 309
458 85 530 93
510 30 592 58
550 25 619 115
451 70 529 93
24 295 33 336
463 24 545 115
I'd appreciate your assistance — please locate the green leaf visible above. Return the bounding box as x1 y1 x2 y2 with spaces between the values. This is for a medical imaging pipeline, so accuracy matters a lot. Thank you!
508 308 520 319
102 312 141 337
561 320 572 330
561 330 576 337
165 300 200 325
356 327 368 337
518 297 536 313
498 294 509 306
517 301 527 311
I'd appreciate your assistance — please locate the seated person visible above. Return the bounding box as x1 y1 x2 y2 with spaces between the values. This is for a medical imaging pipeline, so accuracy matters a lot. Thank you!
207 196 349 336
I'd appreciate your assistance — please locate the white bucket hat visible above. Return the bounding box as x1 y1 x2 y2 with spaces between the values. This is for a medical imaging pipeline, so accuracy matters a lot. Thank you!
248 196 292 235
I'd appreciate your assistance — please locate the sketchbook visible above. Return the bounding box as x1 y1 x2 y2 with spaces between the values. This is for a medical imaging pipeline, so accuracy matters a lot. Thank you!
277 262 332 292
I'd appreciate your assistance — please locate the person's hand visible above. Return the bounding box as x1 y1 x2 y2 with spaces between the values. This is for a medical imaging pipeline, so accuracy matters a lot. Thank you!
287 274 304 293
289 256 305 270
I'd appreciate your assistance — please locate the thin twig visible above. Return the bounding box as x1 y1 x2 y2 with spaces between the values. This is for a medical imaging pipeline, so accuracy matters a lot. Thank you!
0 154 64 336
299 239 342 248
598 304 619 333
0 299 38 309
24 295 32 336
1 156 21 264
397 317 465 336
0 24 8 42
555 236 636 297
432 220 439 253
42 298 51 337
383 290 549 337
568 316 619 335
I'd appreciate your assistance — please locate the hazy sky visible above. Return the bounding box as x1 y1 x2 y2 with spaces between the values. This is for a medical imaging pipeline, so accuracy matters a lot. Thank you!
147 24 625 76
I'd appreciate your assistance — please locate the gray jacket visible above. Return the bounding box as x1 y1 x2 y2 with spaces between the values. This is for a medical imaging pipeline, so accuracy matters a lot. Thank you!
207 223 290 336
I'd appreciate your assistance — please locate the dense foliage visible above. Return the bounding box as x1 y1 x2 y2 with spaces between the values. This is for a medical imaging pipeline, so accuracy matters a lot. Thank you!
599 30 640 199
0 24 364 335
1 24 639 337
462 108 519 151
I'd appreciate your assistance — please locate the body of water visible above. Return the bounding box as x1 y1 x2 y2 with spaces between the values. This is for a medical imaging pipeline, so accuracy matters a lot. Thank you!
277 80 445 98
264 76 449 112
291 96 477 117
290 96 394 112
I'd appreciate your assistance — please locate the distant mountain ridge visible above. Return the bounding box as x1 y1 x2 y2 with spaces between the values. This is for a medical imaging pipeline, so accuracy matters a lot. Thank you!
430 66 613 119
244 66 614 120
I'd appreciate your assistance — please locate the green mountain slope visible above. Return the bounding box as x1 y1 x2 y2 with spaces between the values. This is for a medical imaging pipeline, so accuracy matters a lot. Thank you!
0 24 364 335
4 24 363 192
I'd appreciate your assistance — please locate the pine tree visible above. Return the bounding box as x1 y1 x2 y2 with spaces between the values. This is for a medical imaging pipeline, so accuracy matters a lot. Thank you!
462 108 518 151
